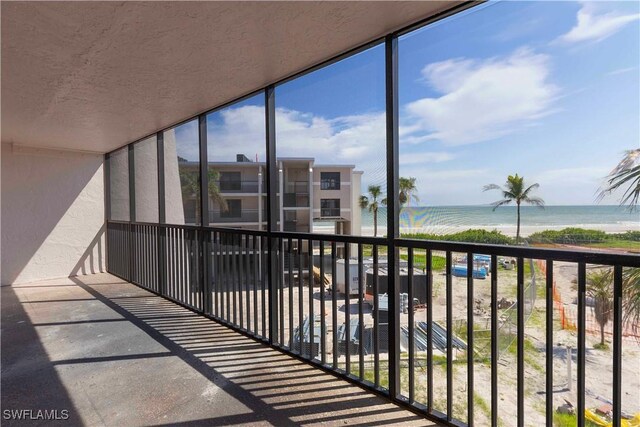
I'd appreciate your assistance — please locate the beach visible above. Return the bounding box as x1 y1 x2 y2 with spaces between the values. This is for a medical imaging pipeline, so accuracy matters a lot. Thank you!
314 205 640 238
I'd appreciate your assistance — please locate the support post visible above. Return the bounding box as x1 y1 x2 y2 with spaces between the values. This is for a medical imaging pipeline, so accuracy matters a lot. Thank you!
265 85 279 345
385 34 400 398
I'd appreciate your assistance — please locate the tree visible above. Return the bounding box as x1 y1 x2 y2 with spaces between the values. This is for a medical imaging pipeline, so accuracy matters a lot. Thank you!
623 267 640 334
598 151 640 335
587 269 613 347
359 185 383 237
483 174 544 243
399 177 419 207
598 149 640 209
179 168 227 223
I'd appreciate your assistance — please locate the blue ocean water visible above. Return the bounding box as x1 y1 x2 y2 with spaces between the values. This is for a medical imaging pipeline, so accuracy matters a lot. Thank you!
360 205 639 231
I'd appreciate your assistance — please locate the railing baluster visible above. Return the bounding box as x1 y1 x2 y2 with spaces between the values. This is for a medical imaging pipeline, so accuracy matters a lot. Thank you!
408 246 415 403
253 234 259 335
577 262 586 427
358 243 365 380
298 238 304 356
467 252 474 426
320 240 326 365
491 255 498 427
613 265 623 427
426 249 434 412
332 241 338 369
546 259 553 427
345 242 351 373
279 238 285 347
288 238 294 349
373 244 380 387
517 256 524 427
238 234 242 329
446 250 453 419
309 239 315 360
225 233 231 322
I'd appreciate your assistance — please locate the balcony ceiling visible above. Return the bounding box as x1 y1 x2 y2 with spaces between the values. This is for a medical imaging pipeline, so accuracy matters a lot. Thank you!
1 1 460 154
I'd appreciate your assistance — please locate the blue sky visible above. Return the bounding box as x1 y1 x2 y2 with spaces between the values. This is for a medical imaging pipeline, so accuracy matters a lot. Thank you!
176 0 640 207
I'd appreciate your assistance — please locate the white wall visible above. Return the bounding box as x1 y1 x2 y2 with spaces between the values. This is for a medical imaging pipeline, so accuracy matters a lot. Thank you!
1 143 105 285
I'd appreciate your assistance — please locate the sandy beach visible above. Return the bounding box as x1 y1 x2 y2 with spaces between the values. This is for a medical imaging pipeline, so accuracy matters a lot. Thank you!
314 223 639 238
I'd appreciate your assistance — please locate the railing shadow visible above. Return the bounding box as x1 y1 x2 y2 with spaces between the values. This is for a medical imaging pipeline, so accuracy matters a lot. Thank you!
65 274 433 426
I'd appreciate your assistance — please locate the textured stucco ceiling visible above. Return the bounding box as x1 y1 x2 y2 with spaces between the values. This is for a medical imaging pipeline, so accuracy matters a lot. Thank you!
2 1 461 153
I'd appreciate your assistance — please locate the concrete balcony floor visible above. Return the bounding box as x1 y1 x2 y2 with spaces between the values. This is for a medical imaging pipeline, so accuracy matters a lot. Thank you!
2 273 438 426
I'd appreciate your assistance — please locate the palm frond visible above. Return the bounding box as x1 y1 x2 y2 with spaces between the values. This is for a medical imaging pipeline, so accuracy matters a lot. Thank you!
483 184 502 192
525 196 545 208
491 199 512 211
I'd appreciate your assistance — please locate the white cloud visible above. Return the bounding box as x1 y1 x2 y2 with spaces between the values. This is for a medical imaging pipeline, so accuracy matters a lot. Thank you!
607 66 637 76
557 2 640 44
404 48 559 146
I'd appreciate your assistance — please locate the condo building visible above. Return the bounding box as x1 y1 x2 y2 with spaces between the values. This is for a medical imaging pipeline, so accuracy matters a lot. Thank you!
204 155 362 235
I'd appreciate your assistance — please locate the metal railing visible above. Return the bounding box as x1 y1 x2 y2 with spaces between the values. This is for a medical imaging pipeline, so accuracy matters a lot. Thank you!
320 208 341 218
283 193 309 208
210 209 262 223
214 180 264 193
285 181 309 194
106 220 639 427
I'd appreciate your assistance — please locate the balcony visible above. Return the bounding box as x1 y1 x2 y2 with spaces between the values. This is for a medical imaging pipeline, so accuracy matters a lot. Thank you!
285 181 309 194
3 273 429 425
283 193 309 208
320 208 341 218
103 222 640 427
210 209 262 223
215 180 264 194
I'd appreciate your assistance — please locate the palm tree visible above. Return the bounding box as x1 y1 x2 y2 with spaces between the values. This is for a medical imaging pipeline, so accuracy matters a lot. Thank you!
598 149 640 209
587 269 613 346
399 177 419 207
179 168 227 223
598 151 640 335
623 268 640 334
359 185 383 237
483 174 544 243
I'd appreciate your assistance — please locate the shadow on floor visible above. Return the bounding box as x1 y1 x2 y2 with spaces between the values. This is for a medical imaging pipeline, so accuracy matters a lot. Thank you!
3 274 436 426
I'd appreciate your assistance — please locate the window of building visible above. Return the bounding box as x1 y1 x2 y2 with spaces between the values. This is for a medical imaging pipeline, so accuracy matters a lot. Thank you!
320 199 340 217
221 199 242 218
320 172 340 190
220 171 242 191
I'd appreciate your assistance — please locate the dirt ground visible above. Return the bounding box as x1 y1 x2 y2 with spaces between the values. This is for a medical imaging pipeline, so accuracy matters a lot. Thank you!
228 255 639 426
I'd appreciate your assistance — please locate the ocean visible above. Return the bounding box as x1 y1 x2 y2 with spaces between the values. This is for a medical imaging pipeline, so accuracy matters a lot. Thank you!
352 205 639 237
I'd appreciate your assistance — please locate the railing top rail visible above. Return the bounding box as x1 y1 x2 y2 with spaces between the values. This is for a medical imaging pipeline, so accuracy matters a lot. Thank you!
396 237 640 267
106 220 639 265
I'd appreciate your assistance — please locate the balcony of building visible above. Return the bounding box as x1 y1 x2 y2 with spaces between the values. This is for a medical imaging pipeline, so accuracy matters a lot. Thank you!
3 2 639 427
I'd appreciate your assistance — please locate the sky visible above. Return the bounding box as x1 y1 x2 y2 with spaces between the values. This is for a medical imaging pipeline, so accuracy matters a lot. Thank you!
175 0 640 207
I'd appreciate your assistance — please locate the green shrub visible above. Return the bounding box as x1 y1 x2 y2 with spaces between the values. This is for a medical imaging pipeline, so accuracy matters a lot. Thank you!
527 227 607 244
610 230 640 241
402 229 514 245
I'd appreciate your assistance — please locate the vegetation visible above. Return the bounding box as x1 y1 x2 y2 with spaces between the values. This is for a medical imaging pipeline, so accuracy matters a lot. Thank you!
179 168 227 223
402 229 514 245
527 228 639 251
586 270 613 346
398 177 419 207
598 148 640 208
483 174 545 243
623 268 640 333
359 185 384 237
399 252 447 271
528 228 607 244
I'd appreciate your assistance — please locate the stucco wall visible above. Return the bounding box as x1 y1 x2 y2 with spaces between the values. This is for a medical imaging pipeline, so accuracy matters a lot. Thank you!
1 143 105 285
